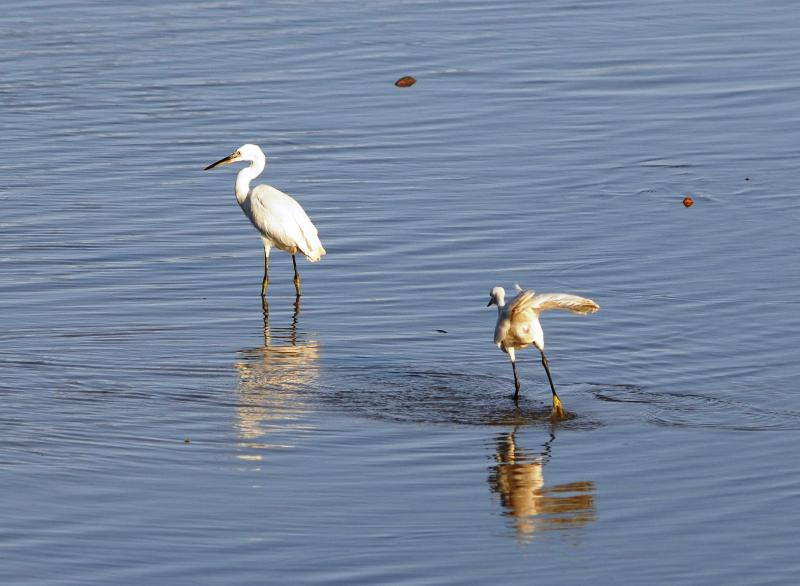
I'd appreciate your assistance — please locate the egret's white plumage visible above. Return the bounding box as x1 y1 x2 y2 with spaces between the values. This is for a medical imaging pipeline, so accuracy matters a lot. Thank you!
488 285 599 417
205 143 326 296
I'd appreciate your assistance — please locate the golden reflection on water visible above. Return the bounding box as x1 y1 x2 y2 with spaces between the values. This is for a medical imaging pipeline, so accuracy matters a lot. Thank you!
234 297 319 461
489 427 596 539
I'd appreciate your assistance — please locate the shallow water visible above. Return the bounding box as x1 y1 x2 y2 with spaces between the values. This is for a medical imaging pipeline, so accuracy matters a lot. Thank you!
3 0 800 584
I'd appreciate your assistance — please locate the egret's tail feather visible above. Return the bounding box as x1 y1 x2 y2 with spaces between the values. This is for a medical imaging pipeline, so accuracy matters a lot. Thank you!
296 220 326 262
304 243 326 262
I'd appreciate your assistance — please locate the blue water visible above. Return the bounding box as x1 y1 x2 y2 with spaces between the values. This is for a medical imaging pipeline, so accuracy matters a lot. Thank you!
2 0 800 584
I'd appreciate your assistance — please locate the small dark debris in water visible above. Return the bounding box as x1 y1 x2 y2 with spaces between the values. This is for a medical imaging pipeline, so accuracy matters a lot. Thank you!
395 75 416 87
745 176 750 181
435 329 448 334
183 438 191 444
682 196 694 208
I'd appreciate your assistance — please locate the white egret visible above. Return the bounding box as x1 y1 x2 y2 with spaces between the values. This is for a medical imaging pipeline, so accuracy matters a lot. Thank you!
205 144 326 297
487 285 599 417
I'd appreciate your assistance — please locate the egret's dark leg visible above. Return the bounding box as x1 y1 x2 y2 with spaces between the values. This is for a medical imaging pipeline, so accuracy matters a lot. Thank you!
261 296 269 319
261 251 270 297
511 360 522 403
540 351 565 418
290 295 301 345
261 297 270 345
292 292 301 318
292 254 301 296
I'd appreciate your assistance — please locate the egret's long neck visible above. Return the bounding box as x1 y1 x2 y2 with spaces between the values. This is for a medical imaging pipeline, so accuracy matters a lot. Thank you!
234 154 266 204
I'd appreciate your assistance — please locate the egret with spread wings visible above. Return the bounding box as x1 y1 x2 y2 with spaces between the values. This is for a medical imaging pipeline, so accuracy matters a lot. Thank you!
488 286 599 417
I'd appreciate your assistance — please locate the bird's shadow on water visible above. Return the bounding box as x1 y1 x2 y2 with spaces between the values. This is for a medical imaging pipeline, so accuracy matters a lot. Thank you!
318 368 602 429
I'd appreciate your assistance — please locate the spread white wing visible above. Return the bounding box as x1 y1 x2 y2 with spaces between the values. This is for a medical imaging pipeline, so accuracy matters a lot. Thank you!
530 293 599 315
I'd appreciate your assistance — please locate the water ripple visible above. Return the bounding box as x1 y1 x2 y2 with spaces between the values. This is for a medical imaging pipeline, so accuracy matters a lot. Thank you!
591 385 800 431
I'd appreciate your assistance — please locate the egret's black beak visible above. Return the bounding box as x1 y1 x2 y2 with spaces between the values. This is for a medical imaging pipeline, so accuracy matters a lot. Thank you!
204 152 238 170
487 299 493 307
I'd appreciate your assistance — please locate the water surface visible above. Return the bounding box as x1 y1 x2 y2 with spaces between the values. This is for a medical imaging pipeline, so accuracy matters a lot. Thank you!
2 0 800 584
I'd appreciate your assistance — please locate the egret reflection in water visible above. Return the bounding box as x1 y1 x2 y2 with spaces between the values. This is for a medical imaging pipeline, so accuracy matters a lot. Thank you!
489 426 596 539
234 298 320 460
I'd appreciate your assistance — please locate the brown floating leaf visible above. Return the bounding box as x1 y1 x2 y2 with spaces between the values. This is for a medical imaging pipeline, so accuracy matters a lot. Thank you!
682 196 694 208
395 75 416 87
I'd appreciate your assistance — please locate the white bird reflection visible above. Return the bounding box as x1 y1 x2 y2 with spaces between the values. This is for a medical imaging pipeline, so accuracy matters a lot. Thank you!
488 426 596 539
234 298 320 461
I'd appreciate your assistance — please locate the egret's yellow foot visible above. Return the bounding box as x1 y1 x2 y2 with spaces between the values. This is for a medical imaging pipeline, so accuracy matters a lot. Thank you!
551 394 566 419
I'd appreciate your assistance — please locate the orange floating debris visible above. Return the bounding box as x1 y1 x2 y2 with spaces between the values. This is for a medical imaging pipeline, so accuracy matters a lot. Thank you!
682 196 694 207
395 75 416 87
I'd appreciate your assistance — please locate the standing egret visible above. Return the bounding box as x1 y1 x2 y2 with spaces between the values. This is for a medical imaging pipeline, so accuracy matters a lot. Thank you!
205 144 326 297
487 286 599 417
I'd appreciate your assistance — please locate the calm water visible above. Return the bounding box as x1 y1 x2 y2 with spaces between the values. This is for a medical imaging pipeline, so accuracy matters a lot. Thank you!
2 0 800 583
